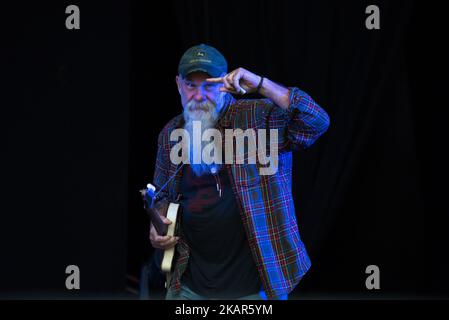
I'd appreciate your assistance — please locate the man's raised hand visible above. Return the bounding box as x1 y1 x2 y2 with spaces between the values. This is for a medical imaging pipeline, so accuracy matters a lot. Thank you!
207 67 262 95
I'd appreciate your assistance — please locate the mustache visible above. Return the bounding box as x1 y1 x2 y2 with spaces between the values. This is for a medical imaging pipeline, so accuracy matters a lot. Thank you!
186 100 215 112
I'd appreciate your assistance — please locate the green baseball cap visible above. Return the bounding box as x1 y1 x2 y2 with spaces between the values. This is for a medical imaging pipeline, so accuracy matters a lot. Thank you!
178 44 228 78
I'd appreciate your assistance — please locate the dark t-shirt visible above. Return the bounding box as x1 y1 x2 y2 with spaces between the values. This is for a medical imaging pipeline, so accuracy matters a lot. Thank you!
180 164 261 299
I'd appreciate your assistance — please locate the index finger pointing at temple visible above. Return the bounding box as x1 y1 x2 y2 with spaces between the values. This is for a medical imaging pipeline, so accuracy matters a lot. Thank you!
206 77 224 83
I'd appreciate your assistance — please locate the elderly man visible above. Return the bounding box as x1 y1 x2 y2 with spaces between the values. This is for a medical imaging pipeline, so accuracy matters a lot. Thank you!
149 44 330 300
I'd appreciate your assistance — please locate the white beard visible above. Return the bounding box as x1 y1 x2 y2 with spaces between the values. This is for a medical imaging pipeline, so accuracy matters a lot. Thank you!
183 94 225 177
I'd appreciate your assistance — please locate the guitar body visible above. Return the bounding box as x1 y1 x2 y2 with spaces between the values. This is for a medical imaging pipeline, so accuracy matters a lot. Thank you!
160 202 179 274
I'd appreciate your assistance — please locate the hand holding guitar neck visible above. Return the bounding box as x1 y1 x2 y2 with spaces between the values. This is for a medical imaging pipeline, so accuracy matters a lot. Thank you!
141 183 169 236
140 183 179 250
149 218 178 250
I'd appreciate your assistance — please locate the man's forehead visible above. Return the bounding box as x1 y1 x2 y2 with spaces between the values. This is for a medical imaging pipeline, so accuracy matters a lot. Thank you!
185 71 212 83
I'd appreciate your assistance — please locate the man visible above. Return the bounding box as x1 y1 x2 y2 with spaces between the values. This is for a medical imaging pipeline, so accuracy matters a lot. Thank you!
149 44 330 300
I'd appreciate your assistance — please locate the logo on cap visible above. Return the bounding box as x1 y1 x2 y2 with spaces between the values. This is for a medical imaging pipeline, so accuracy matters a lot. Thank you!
178 44 228 78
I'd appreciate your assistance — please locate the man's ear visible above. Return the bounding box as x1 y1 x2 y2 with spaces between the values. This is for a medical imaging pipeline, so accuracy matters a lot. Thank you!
175 75 182 94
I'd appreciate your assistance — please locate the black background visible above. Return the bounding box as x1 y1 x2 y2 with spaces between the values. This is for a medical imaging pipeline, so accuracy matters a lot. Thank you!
1 0 448 299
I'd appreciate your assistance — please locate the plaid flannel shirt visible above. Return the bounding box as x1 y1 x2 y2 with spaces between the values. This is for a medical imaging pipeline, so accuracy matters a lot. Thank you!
153 87 330 299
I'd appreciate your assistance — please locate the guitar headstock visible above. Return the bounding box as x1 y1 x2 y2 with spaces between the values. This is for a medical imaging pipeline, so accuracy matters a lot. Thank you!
140 183 156 209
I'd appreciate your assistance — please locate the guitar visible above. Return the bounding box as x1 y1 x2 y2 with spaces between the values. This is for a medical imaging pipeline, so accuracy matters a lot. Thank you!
140 183 180 287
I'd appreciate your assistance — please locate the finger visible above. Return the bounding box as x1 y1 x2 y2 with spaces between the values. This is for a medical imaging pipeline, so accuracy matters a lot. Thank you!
223 74 235 91
149 224 156 240
153 234 172 242
222 74 232 89
206 77 224 83
231 73 246 94
164 236 179 246
149 231 160 242
163 240 179 249
219 87 239 94
149 228 155 240
158 236 179 248
149 223 164 236
149 229 161 242
161 216 172 225
152 240 177 250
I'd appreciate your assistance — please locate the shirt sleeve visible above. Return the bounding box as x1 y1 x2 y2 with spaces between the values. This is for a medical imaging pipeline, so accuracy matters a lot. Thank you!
268 87 330 151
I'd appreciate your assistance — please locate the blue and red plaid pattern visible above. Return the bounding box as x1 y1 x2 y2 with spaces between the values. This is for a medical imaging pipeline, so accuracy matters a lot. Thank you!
153 87 330 299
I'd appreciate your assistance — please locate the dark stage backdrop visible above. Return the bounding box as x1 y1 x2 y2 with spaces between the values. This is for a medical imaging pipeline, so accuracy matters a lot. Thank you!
1 2 130 298
1 0 448 299
129 0 449 299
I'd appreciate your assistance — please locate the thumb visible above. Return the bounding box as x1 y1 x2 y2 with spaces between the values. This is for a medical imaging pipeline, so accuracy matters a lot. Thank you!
161 216 172 225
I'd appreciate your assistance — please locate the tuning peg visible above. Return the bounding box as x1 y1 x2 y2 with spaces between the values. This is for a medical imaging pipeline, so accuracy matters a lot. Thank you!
147 183 156 192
